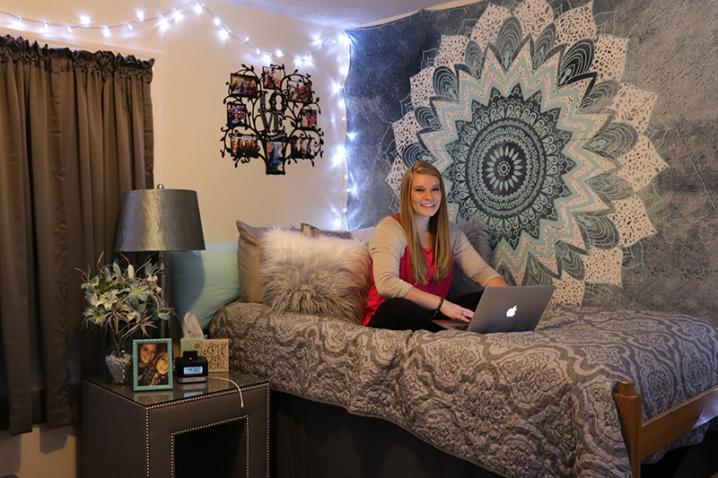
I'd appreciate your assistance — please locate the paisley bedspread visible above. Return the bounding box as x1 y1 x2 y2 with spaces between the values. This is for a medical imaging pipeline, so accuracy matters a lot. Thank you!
209 302 718 477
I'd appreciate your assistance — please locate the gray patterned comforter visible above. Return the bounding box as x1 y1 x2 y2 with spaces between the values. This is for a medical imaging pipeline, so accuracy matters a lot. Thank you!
209 302 718 477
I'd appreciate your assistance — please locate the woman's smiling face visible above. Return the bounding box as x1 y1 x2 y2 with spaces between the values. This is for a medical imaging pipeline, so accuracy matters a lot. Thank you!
410 173 442 219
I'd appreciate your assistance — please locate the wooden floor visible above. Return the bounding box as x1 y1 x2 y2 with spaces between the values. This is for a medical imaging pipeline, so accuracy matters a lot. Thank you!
641 430 718 478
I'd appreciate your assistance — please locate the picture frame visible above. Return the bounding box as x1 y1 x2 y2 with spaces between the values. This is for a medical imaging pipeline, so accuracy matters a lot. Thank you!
132 338 173 392
235 134 260 157
287 79 312 103
266 140 286 174
226 102 248 127
229 73 258 97
290 136 313 158
298 106 318 129
261 65 284 90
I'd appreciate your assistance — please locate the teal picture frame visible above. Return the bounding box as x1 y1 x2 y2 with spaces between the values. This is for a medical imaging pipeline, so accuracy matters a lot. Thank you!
132 338 174 392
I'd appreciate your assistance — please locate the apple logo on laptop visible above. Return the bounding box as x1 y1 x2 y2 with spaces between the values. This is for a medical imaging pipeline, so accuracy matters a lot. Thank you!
506 305 518 318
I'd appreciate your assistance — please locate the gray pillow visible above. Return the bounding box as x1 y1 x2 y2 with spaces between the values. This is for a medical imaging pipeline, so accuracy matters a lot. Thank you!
456 215 493 263
261 229 370 323
450 216 494 297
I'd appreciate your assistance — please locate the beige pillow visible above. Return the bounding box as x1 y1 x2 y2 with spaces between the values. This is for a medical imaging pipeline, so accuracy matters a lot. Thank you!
261 229 370 323
300 222 374 246
236 220 267 303
300 222 353 239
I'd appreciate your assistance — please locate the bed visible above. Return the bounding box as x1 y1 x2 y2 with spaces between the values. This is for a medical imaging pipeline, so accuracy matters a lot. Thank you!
209 300 718 478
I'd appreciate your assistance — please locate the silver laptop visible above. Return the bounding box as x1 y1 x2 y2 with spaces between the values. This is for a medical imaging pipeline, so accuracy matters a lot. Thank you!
433 285 555 333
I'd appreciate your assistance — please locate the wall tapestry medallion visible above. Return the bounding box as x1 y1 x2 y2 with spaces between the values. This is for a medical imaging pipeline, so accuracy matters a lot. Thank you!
383 0 667 304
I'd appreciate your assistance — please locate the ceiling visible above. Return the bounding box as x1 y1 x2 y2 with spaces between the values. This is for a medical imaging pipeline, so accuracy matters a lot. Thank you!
227 0 456 29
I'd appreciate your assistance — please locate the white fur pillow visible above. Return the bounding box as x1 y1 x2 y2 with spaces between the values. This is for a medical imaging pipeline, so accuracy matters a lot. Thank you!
261 229 370 323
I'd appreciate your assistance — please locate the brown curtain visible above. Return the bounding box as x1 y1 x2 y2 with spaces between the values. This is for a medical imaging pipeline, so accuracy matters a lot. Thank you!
0 35 154 434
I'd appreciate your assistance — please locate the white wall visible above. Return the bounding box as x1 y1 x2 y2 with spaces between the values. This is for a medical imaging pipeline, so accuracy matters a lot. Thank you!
0 1 347 476
0 426 77 478
1 0 349 242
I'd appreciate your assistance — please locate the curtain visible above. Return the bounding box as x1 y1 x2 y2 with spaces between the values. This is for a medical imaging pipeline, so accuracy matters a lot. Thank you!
0 35 154 434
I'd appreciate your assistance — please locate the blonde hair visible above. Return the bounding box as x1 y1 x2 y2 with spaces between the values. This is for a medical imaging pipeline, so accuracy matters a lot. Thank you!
398 161 452 284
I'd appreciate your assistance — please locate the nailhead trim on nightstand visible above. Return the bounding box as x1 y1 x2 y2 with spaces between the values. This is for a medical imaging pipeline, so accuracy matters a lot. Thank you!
142 382 270 478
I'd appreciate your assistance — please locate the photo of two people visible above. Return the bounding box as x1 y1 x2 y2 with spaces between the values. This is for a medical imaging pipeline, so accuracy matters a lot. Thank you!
133 338 173 391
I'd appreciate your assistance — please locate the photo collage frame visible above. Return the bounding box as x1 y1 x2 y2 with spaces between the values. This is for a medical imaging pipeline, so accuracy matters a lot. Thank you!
220 63 324 175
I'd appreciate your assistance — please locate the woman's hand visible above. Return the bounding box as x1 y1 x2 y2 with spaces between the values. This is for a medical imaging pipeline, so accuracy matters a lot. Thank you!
439 300 474 323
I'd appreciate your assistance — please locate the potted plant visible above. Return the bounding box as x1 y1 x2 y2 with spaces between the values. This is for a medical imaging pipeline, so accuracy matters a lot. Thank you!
80 258 171 384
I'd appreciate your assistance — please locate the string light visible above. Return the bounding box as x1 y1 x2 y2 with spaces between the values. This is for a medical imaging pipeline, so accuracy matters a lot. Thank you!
157 16 170 32
0 2 353 230
9 16 23 30
330 81 343 95
332 145 346 167
0 1 344 62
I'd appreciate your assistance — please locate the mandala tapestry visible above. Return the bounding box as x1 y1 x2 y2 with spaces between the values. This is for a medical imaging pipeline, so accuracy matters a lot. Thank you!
344 0 718 319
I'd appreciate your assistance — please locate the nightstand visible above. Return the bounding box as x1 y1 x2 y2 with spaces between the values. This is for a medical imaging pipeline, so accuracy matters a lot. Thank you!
81 373 269 478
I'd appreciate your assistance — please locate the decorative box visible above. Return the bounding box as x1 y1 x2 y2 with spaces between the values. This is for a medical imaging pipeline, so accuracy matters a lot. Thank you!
180 337 230 372
200 338 230 372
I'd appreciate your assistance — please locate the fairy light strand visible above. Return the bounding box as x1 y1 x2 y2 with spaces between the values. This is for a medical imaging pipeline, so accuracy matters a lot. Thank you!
0 2 352 229
0 1 340 61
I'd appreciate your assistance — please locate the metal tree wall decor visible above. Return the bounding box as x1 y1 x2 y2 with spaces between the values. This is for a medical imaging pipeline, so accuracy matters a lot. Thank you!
220 64 324 175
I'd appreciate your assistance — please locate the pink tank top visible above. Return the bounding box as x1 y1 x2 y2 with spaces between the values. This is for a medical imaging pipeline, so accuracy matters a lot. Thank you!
362 218 454 325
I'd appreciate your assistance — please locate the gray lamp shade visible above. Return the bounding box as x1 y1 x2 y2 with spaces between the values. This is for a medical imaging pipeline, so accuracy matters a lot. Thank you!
115 189 206 252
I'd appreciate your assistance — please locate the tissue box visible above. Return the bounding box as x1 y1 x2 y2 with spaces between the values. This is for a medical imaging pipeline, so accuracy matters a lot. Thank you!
180 337 204 356
179 338 230 372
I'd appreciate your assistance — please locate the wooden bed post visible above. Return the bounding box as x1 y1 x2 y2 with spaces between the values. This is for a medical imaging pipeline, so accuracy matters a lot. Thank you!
615 381 642 478
614 379 718 478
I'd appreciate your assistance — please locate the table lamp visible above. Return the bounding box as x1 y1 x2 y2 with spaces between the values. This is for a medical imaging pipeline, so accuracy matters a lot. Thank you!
115 185 205 337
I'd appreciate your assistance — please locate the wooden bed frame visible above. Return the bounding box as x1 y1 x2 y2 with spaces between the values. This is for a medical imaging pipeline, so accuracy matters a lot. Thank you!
614 380 718 477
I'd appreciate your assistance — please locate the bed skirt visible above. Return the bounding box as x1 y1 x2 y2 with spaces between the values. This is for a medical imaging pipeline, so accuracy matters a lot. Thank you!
271 390 500 478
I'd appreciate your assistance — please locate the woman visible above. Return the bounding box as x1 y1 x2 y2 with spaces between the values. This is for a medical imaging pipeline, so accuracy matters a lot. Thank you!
137 343 158 386
363 161 507 331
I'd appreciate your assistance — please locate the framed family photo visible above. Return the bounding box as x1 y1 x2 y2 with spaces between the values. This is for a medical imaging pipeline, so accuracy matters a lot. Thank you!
132 338 173 391
229 73 258 97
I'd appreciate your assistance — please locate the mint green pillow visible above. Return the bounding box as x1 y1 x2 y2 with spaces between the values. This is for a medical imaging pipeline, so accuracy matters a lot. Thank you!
168 242 240 330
